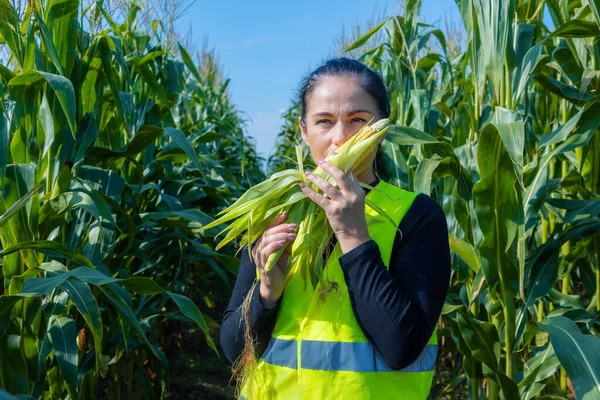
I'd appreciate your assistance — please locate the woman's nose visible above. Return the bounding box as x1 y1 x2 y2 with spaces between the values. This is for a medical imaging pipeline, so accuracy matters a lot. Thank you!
331 121 353 146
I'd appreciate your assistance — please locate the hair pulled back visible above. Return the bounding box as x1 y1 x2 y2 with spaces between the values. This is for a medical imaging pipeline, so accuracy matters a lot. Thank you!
298 57 390 122
297 57 392 181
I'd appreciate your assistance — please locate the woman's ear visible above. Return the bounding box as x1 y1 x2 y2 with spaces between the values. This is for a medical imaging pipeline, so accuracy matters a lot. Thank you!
299 117 309 145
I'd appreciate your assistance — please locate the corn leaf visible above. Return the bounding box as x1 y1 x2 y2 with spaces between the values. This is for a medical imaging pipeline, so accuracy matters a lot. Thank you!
48 317 78 399
538 317 600 400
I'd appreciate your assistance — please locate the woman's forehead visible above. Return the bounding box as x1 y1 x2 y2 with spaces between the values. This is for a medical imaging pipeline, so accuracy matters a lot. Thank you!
308 76 377 114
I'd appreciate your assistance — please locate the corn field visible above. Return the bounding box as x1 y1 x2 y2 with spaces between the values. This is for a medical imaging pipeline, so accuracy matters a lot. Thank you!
1 0 600 399
0 0 263 398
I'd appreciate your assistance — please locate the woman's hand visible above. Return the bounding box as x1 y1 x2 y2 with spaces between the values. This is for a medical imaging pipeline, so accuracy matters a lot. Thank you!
299 160 371 254
251 211 297 308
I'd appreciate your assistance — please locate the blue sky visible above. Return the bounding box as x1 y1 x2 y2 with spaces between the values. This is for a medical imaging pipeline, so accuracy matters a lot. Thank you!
178 0 460 167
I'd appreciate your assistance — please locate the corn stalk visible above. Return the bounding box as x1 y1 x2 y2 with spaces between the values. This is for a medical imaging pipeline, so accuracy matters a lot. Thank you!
0 0 263 397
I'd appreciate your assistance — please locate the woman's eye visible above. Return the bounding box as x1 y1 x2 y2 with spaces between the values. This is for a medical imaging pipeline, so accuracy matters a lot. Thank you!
316 119 332 124
351 118 366 123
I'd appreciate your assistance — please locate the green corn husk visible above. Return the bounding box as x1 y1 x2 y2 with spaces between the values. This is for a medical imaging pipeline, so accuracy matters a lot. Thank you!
200 118 392 285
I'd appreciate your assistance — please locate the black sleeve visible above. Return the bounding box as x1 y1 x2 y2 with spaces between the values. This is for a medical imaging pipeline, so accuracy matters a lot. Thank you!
338 193 451 370
220 245 281 365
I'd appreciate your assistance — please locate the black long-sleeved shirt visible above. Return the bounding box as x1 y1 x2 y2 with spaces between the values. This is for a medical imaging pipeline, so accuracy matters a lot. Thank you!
220 176 451 370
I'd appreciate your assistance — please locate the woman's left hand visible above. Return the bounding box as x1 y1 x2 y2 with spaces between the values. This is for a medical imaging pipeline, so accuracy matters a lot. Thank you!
299 160 371 254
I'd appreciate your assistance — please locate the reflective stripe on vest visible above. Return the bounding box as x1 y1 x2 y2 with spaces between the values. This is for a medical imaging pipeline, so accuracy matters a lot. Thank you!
262 337 437 373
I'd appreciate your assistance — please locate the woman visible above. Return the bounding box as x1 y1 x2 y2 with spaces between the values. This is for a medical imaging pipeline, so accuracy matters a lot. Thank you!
220 57 451 399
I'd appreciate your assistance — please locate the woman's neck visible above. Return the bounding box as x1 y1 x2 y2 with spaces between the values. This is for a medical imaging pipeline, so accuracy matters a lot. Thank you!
357 169 378 187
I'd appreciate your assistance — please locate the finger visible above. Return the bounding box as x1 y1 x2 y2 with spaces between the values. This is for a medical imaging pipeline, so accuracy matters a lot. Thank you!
260 239 290 269
261 232 297 249
266 211 288 229
251 242 262 266
304 170 341 200
299 182 330 209
260 212 291 250
346 169 362 191
264 222 297 237
317 160 352 191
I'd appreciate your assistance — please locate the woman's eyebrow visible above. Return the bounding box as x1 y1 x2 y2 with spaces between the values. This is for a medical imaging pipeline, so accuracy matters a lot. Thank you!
311 110 372 118
311 111 334 118
348 109 373 116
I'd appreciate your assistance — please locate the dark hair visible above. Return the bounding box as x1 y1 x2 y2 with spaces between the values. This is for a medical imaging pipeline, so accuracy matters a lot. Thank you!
298 57 392 181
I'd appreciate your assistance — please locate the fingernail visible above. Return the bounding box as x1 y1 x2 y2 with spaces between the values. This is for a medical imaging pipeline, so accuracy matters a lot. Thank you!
305 171 312 176
299 183 306 188
318 159 325 164
288 223 296 228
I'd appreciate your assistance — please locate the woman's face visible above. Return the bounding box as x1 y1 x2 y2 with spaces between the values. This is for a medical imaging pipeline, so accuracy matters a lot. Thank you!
299 76 380 168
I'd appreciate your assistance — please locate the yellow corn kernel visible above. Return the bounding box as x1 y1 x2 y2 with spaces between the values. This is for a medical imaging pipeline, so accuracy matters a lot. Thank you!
314 119 389 177
351 139 380 170
333 123 375 156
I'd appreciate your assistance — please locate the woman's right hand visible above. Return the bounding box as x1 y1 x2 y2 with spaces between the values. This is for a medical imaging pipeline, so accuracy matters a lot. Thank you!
251 211 297 308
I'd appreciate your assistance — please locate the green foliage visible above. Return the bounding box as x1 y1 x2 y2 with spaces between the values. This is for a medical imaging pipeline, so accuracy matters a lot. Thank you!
0 0 264 398
538 316 600 399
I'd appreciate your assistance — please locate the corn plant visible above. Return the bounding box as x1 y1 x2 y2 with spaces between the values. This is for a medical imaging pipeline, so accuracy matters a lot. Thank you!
271 0 600 398
0 0 263 398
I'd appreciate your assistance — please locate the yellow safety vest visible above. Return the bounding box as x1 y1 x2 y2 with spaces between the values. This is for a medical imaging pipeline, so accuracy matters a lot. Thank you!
241 180 438 399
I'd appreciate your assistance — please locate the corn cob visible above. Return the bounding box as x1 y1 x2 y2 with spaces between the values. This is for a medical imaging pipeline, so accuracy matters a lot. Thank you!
310 118 390 186
200 118 390 278
335 118 389 167
263 119 389 273
347 119 388 175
